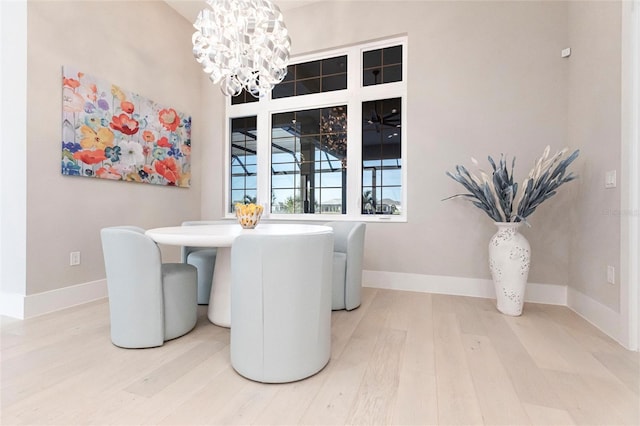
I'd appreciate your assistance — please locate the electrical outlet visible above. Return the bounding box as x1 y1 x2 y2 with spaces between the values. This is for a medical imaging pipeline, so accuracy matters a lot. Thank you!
605 170 617 188
70 251 81 266
607 265 615 284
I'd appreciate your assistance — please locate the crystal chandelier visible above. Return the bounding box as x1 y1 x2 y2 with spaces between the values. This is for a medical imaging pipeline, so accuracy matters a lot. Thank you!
192 0 291 98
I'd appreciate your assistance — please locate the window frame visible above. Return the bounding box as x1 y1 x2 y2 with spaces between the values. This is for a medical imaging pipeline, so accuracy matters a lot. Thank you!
224 36 408 222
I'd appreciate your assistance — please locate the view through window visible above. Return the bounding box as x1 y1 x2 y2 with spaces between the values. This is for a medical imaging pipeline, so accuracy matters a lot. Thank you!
227 37 406 220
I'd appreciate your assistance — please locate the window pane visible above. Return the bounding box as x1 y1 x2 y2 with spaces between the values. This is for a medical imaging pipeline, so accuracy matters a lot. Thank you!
321 74 347 92
383 45 402 65
363 49 382 68
231 176 245 188
272 82 294 99
296 110 321 135
245 175 257 189
272 112 295 129
362 98 402 214
322 55 347 75
230 190 256 208
317 188 343 214
320 169 343 186
272 174 295 188
296 60 321 79
380 187 401 214
272 188 302 213
383 64 402 83
230 116 258 212
272 105 347 215
230 88 259 105
296 78 321 95
382 168 401 186
363 68 381 86
282 66 295 82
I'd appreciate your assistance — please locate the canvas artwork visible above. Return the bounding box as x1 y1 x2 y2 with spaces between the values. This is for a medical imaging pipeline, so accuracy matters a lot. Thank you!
61 66 191 187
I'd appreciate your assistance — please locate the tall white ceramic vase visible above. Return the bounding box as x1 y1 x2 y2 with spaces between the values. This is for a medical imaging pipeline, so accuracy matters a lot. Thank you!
488 222 531 316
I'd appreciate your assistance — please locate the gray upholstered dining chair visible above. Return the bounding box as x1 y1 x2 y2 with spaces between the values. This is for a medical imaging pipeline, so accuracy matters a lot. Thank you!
230 231 333 383
323 221 366 311
101 226 197 348
181 220 228 304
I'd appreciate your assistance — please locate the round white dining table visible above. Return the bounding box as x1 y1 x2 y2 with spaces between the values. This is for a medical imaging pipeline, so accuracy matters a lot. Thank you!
145 223 332 327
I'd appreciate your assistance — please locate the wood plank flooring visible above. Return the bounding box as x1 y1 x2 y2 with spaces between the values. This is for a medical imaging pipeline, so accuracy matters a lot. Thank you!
1 288 638 425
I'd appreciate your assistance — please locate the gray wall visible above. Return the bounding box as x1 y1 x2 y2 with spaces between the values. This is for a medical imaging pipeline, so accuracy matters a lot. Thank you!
202 1 575 285
567 1 622 311
25 0 205 295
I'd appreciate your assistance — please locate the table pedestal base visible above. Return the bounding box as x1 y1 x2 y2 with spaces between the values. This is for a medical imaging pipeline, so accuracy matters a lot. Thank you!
207 247 231 327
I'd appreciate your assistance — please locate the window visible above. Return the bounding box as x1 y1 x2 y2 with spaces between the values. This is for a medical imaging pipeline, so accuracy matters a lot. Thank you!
362 98 402 215
271 106 347 214
363 45 403 86
229 116 257 211
225 37 406 221
272 55 347 99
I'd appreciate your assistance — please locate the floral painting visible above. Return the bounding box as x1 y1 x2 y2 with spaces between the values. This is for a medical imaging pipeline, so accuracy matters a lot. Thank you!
61 67 191 187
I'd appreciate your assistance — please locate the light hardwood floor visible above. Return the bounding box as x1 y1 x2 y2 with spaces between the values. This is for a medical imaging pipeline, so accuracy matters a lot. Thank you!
1 288 638 425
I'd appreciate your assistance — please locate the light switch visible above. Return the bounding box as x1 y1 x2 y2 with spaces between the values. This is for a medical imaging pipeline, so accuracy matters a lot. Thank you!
605 170 616 188
607 265 615 284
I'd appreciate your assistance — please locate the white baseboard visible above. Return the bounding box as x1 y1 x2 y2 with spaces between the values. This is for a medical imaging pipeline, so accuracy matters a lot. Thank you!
362 270 567 306
0 291 25 319
567 286 624 346
22 279 107 319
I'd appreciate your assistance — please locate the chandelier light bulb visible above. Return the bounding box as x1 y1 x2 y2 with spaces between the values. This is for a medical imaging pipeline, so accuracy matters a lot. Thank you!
192 0 291 98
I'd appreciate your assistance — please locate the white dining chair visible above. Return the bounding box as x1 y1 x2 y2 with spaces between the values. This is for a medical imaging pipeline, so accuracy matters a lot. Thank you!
100 226 198 348
230 231 333 383
323 221 366 311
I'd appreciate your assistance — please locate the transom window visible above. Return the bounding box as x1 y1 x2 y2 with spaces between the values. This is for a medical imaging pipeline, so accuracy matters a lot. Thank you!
363 45 403 86
226 37 407 221
272 55 348 99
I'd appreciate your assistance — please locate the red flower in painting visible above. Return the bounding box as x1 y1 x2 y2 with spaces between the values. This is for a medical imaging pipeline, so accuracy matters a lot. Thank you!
96 165 122 180
157 136 171 148
63 77 81 89
158 108 180 132
154 157 180 184
73 149 107 165
120 101 135 114
110 113 139 135
142 130 155 143
88 83 97 102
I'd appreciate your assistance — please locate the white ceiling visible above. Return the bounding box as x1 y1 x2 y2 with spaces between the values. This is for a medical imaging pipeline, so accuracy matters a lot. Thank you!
165 0 319 23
